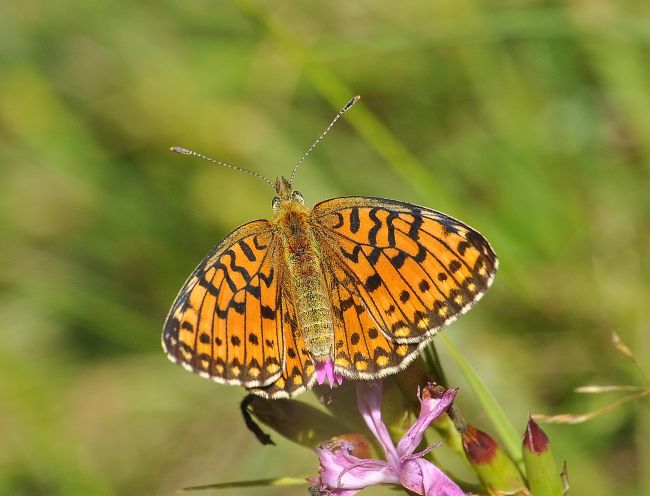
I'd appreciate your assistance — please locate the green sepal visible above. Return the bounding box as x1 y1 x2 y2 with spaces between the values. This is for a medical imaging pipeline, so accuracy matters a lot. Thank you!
462 425 528 495
522 417 565 496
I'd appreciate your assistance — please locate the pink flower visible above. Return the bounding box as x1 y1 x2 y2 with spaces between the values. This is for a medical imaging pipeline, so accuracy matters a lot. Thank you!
310 381 467 496
315 357 344 387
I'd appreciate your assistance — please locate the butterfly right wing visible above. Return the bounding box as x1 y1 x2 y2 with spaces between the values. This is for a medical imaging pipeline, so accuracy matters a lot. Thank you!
321 251 420 379
162 220 285 388
311 197 497 345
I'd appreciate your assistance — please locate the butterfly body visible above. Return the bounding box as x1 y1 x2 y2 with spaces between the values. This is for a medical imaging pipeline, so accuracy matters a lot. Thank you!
274 177 334 361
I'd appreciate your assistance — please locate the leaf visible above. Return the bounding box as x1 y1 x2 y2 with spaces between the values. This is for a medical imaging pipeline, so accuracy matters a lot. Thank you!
181 476 307 492
437 333 521 462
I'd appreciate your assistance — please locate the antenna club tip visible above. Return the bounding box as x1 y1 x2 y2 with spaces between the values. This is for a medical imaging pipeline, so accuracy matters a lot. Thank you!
343 95 362 111
170 146 191 155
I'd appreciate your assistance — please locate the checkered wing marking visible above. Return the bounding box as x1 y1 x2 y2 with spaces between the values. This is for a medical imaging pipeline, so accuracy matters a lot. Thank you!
311 197 498 344
248 283 316 399
162 220 285 387
321 252 420 378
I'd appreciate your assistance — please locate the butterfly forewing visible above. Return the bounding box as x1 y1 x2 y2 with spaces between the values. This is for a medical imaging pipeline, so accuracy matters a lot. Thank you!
162 220 286 388
311 197 498 345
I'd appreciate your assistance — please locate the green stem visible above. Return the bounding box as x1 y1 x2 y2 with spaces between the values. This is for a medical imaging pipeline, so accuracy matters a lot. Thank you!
437 332 521 462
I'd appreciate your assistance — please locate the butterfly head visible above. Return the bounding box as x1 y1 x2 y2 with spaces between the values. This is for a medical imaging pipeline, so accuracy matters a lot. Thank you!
272 176 304 213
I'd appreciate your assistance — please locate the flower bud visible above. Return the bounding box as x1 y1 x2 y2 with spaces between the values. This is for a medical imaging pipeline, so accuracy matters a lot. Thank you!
462 425 527 495
522 417 564 496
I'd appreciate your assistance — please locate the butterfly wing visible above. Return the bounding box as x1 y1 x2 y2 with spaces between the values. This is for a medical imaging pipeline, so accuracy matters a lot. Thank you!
321 251 420 378
311 197 497 345
248 283 317 398
162 220 286 388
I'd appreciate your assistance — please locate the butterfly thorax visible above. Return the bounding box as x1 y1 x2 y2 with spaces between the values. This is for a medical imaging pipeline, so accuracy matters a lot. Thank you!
273 179 334 362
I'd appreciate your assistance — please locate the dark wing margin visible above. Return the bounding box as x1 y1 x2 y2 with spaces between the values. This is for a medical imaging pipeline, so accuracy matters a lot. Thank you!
310 197 498 344
162 220 285 388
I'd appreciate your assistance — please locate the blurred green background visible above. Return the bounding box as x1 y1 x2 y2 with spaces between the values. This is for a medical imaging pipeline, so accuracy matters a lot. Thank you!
1 1 648 495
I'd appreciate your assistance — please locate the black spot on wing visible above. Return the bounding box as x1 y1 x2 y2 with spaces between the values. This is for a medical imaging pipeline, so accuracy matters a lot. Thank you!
247 284 261 299
408 211 423 240
368 208 382 245
390 251 407 269
386 212 399 247
342 245 362 263
232 301 245 314
252 235 268 251
368 247 382 266
261 305 276 320
331 212 344 229
239 240 256 262
349 207 360 234
259 268 274 287
365 274 382 292
449 260 462 273
226 249 252 282
414 244 427 263
340 298 355 311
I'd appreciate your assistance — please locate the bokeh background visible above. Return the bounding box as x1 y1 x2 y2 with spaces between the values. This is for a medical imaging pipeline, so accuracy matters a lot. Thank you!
1 1 648 495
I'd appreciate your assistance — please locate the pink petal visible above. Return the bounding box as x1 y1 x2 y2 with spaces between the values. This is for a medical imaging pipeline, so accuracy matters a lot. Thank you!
400 458 468 496
317 444 398 491
356 381 400 466
315 357 344 387
396 388 457 458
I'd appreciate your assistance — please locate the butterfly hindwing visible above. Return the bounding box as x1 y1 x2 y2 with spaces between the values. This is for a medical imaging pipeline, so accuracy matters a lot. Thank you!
322 253 420 378
249 284 317 398
162 220 285 388
311 197 498 344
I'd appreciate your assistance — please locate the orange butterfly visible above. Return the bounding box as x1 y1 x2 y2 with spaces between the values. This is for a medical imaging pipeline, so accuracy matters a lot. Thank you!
162 97 497 398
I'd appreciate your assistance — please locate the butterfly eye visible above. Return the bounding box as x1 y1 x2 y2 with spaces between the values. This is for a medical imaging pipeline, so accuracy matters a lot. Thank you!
291 190 304 204
272 197 281 210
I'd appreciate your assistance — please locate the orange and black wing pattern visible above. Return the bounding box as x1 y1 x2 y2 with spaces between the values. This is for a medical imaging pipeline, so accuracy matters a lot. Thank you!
162 220 286 389
249 283 317 398
321 251 420 378
311 197 497 346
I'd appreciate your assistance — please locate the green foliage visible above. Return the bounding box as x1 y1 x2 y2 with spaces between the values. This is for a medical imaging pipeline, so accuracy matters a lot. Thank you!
0 1 648 495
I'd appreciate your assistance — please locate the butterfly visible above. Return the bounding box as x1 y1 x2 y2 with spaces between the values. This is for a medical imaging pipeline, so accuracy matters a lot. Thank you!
162 96 497 399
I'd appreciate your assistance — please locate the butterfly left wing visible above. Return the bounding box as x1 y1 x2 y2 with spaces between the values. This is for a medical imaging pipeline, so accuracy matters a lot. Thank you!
248 282 317 398
310 197 497 344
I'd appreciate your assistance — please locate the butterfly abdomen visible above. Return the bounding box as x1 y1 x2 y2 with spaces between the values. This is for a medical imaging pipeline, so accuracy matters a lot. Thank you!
278 207 334 360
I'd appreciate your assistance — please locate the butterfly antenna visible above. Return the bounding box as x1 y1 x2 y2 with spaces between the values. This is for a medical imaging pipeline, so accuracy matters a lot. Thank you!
170 146 274 188
289 95 361 185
